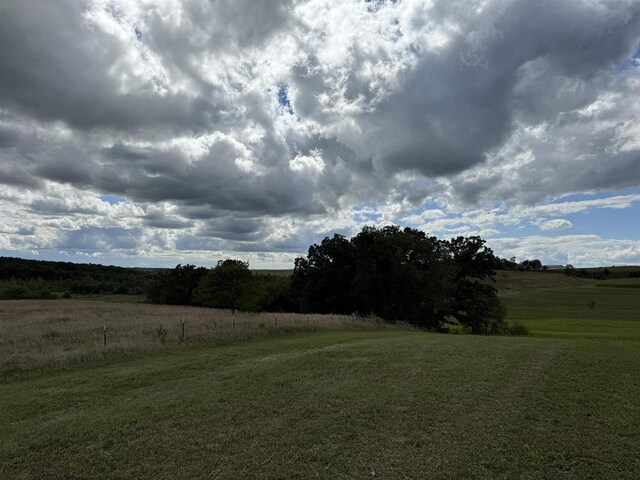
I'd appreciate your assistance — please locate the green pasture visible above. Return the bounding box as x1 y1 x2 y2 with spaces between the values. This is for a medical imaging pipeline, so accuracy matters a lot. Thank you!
1 276 639 479
501 278 640 341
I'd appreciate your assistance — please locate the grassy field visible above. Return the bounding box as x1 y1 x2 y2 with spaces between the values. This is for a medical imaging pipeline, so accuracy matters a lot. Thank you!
0 301 382 380
1 277 639 479
501 278 640 340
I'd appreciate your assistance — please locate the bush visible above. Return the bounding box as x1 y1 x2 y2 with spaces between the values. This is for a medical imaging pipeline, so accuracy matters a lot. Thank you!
508 322 529 336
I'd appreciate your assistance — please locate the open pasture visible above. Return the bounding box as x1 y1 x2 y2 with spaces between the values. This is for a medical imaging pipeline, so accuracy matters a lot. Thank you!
501 278 640 340
1 276 639 479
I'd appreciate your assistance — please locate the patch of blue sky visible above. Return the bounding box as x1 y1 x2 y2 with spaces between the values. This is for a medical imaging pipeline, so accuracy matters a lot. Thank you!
100 194 126 205
560 202 640 240
277 83 293 114
494 188 640 239
614 42 639 72
533 187 640 239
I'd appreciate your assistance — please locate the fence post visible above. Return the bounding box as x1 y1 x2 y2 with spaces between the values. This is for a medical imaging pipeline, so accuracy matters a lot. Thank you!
232 310 235 330
103 325 107 347
330 313 333 324
275 313 278 328
181 319 185 342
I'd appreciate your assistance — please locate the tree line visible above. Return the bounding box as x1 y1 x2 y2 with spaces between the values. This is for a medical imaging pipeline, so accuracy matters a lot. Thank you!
148 226 511 334
0 257 156 299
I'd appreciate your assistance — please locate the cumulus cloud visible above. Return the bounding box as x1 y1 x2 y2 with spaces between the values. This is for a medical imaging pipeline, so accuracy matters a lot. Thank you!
0 0 639 267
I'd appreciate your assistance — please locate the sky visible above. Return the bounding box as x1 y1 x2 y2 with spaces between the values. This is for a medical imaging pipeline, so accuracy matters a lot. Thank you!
0 0 639 269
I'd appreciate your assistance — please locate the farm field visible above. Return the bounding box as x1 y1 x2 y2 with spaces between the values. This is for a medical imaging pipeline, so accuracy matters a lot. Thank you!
500 278 640 340
1 277 639 479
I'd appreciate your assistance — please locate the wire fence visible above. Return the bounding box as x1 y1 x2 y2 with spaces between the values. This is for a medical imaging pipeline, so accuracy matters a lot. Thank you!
0 300 389 372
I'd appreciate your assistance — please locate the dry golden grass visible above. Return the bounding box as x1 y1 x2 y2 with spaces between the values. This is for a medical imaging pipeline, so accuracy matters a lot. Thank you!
0 300 387 374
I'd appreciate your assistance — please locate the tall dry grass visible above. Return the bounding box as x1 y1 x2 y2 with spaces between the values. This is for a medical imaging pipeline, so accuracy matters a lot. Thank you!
0 300 387 375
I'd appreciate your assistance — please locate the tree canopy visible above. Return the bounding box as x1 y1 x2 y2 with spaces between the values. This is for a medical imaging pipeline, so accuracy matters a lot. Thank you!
147 264 207 305
292 226 506 333
193 260 253 311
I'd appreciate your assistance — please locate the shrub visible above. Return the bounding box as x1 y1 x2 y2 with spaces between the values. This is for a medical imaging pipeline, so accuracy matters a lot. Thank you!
508 322 529 336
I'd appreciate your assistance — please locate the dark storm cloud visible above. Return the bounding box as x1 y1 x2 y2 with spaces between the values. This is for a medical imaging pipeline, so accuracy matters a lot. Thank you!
196 216 266 241
348 0 640 178
29 198 99 216
58 226 141 252
0 1 224 133
143 211 192 230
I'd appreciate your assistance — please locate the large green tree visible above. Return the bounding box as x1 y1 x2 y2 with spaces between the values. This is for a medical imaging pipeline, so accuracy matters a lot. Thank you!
193 259 252 311
292 227 506 333
147 264 207 305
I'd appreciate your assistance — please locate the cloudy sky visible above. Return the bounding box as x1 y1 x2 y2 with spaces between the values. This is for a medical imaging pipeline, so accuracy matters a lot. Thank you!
1 0 639 268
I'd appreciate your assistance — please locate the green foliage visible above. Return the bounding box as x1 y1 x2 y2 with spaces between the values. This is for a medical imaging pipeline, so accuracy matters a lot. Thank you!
237 274 293 312
193 260 252 311
0 278 56 300
147 264 207 305
507 322 529 336
292 227 505 333
147 261 293 313
0 256 154 298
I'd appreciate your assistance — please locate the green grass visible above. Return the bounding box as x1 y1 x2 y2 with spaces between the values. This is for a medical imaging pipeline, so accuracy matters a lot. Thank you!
2 276 640 479
502 279 640 340
2 330 639 479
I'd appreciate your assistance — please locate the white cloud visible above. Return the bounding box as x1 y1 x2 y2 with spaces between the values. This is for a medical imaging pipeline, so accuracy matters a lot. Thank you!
537 219 573 231
289 150 325 174
488 235 640 267
0 0 639 266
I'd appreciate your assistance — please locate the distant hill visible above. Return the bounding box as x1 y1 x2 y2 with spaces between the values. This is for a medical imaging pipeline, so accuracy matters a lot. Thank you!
492 265 640 294
0 256 163 281
0 256 158 298
253 269 293 277
490 271 592 295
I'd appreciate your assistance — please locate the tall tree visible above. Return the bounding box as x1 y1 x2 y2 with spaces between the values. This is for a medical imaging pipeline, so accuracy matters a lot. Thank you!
193 259 252 312
147 264 207 305
291 234 355 314
447 236 505 333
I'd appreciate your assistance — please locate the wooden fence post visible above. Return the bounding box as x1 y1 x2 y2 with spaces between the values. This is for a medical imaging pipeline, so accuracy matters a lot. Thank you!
181 319 185 342
103 325 107 347
232 310 235 330
275 313 278 327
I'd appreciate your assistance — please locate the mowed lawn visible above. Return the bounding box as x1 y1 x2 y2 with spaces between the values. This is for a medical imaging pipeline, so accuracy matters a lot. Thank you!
1 281 640 479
